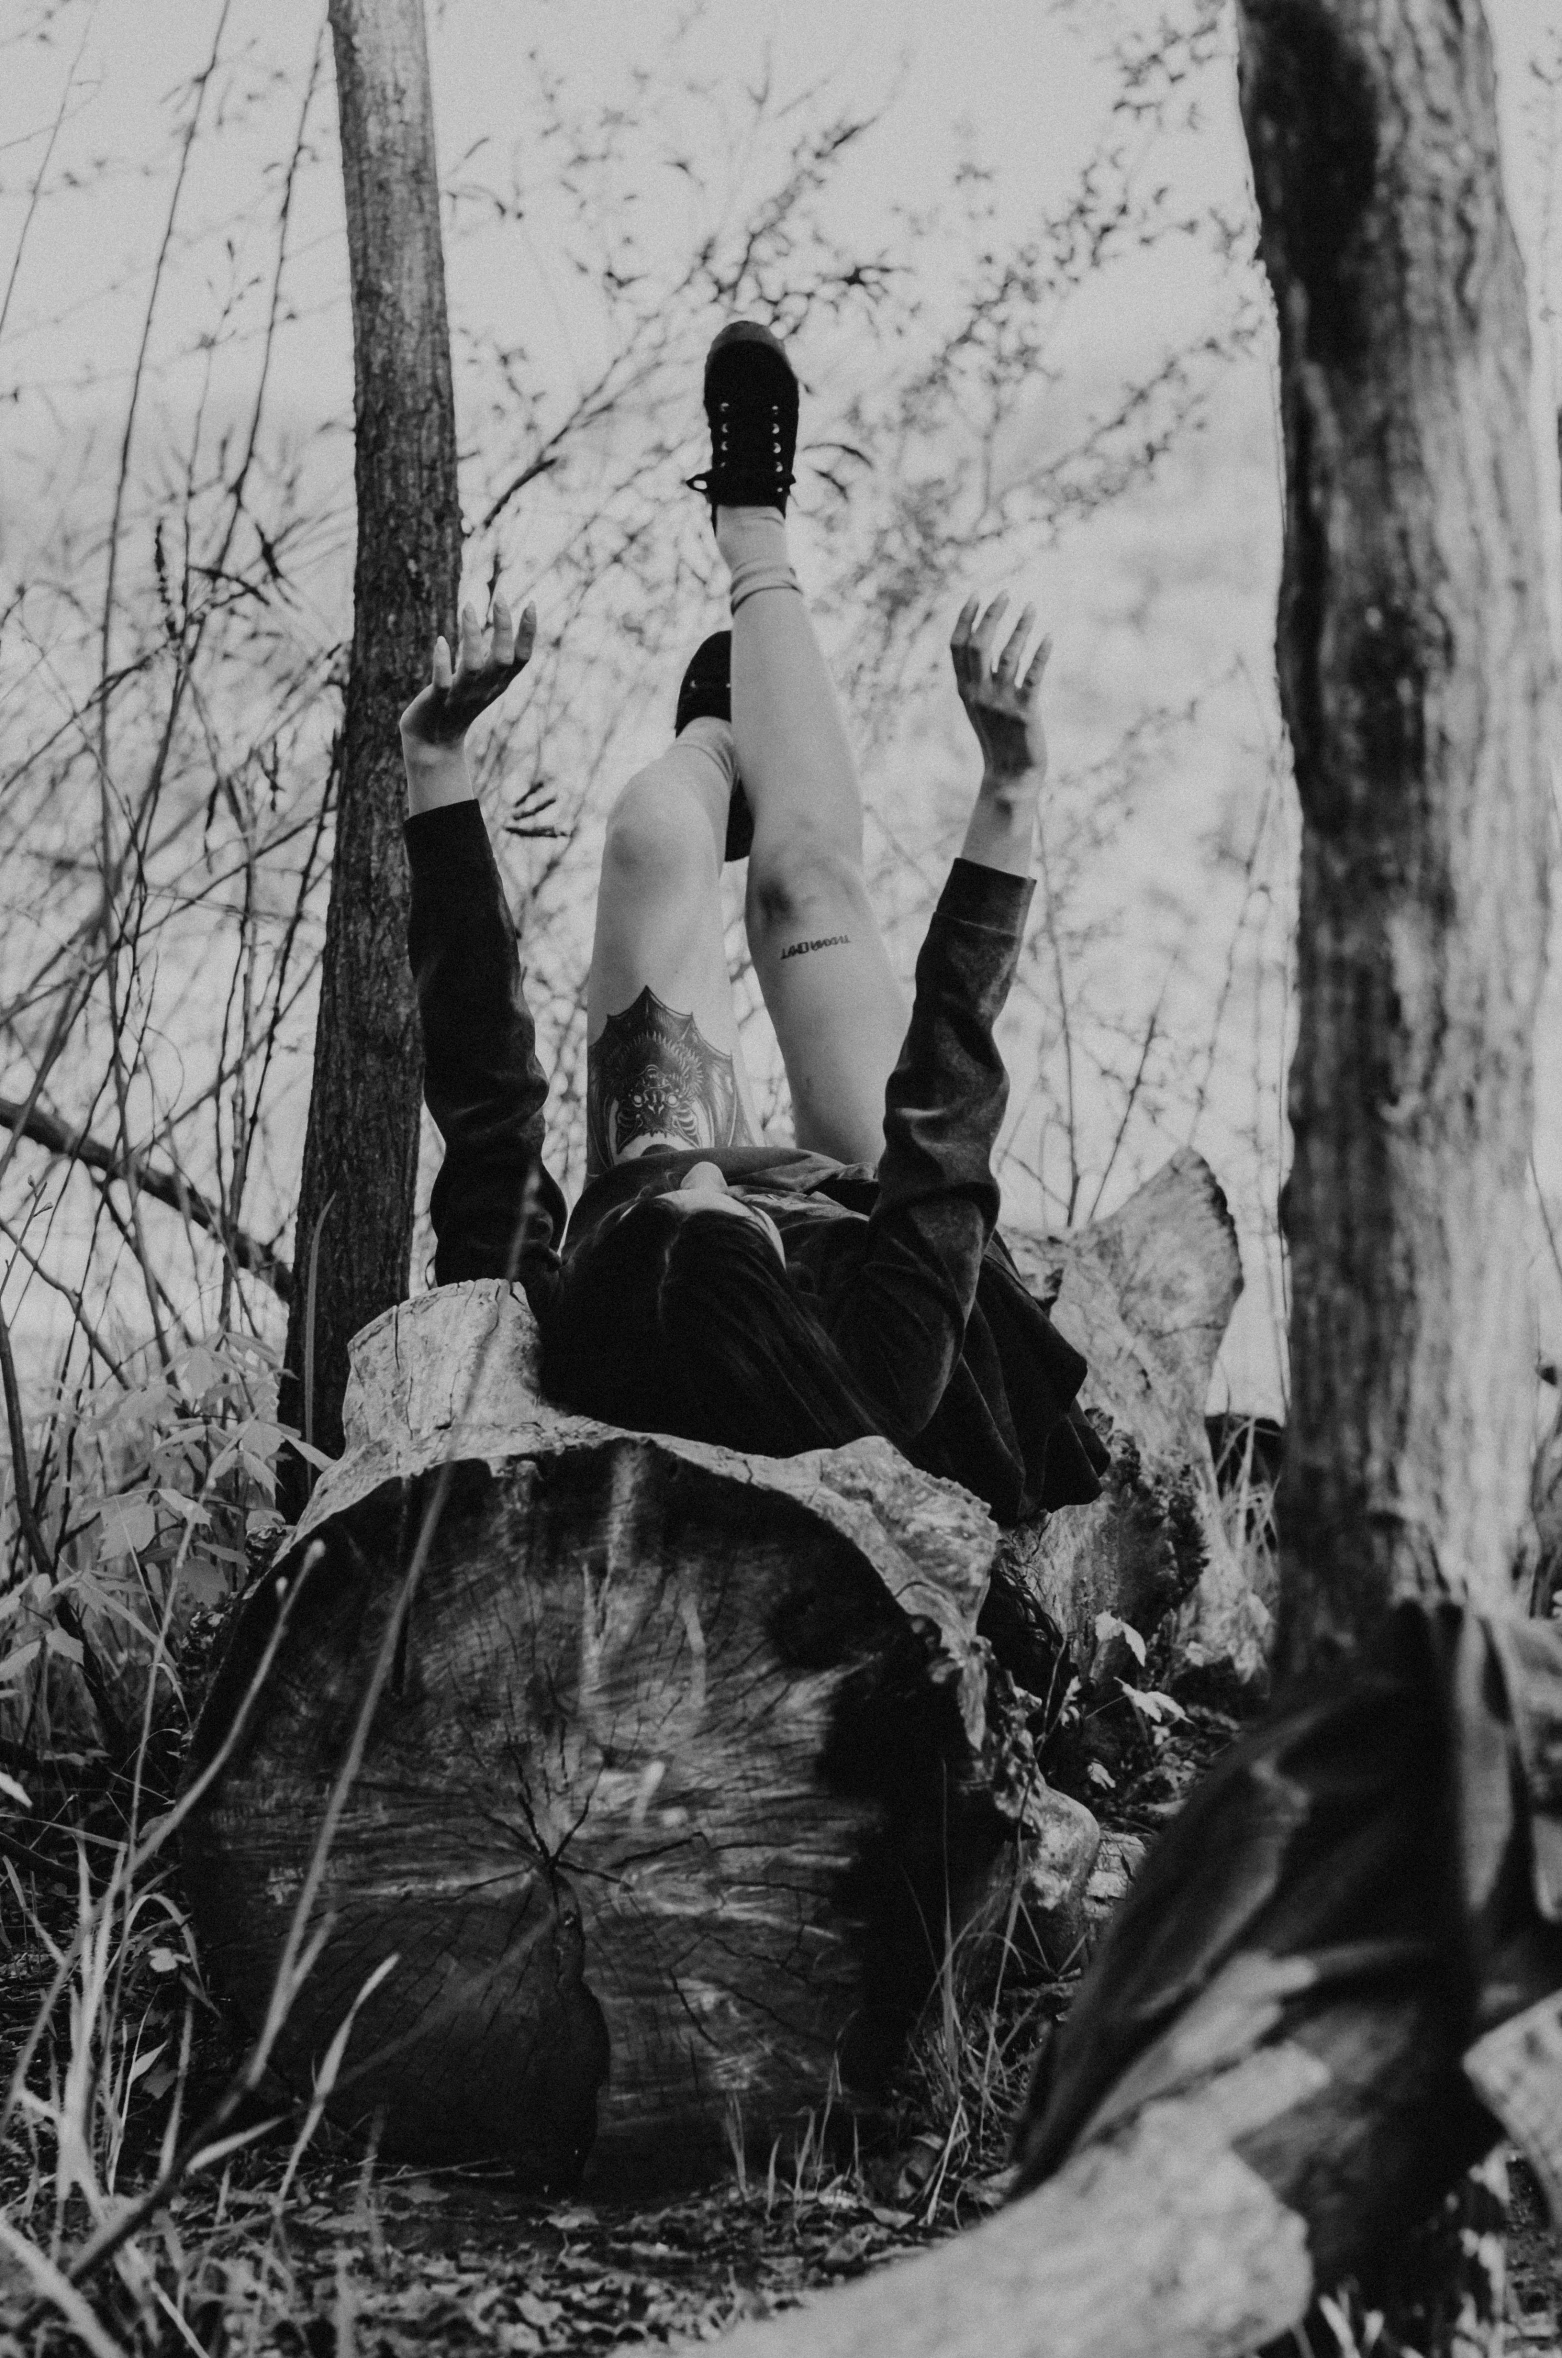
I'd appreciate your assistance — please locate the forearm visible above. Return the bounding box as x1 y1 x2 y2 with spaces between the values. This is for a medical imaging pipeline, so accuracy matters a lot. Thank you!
403 740 477 818
833 860 1030 1431
958 768 1041 878
406 800 565 1283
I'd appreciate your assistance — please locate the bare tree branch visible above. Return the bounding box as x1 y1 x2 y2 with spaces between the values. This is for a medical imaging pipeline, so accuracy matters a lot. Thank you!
0 1096 292 1300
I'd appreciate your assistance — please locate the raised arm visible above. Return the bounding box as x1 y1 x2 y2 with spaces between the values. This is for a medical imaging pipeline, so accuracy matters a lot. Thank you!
826 598 1051 1435
950 591 1051 876
400 596 567 1294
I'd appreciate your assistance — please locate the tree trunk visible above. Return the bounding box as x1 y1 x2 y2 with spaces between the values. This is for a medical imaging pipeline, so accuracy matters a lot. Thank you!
283 0 462 1466
1236 0 1554 1670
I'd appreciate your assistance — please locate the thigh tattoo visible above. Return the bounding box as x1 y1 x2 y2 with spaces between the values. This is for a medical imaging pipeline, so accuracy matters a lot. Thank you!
587 986 755 1175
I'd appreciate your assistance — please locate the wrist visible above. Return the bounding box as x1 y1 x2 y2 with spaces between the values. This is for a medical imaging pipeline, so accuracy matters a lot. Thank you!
961 772 1040 878
977 761 1041 806
402 736 473 816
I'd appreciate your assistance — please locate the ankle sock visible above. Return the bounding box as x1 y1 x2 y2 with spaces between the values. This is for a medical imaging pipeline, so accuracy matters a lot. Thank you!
674 713 739 792
716 505 799 615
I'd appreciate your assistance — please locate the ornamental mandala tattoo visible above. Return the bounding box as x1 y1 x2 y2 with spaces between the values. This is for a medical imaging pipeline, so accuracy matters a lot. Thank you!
587 986 754 1176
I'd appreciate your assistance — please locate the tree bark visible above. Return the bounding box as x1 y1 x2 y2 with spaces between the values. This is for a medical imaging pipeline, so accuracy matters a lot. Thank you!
1234 0 1554 1669
283 0 461 1464
996 1149 1262 1700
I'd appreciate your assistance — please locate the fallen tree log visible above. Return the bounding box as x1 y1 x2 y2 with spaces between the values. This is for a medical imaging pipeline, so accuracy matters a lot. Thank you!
183 1154 1249 2188
185 1291 1011 2189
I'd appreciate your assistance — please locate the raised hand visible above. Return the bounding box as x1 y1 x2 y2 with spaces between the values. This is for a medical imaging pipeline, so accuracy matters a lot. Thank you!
399 593 537 754
950 593 1051 786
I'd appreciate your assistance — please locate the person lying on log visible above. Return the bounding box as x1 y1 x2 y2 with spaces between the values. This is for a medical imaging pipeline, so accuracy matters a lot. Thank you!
398 319 1108 1525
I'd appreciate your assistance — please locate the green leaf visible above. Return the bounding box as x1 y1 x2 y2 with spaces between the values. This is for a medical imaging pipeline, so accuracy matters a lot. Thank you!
127 2040 168 2085
1093 1610 1147 1666
1118 1680 1188 1725
157 1491 212 1531
96 1490 158 1559
177 1345 226 1402
178 1558 230 1608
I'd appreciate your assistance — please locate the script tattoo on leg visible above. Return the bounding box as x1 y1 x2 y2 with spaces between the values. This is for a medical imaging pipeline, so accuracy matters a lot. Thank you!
587 986 755 1176
778 933 850 963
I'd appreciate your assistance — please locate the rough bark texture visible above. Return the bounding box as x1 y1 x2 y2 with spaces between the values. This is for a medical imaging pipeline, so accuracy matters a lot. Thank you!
1528 1378 1562 1616
1235 0 1553 1666
283 0 462 1463
993 1150 1262 1698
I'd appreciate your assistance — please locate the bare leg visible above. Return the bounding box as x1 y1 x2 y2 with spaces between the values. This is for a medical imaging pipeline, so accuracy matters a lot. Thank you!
719 506 909 1164
586 717 762 1171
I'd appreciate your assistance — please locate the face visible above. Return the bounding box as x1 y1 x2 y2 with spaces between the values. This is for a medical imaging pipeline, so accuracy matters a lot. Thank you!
665 1161 787 1263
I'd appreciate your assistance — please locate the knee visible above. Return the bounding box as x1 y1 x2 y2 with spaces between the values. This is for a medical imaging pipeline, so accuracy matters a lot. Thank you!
602 768 718 891
746 836 869 947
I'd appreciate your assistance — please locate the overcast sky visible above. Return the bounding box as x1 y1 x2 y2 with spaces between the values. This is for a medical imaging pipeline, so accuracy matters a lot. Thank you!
7 1 1554 456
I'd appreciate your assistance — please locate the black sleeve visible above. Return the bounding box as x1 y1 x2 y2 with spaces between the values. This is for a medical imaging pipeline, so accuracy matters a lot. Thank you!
824 857 1033 1437
405 801 567 1297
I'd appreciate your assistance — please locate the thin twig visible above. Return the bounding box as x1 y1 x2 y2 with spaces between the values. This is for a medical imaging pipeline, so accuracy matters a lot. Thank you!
0 1289 56 1585
0 4 98 350
97 0 233 786
1033 820 1080 1226
1533 1152 1562 1299
0 1215 125 1383
1085 946 1181 1225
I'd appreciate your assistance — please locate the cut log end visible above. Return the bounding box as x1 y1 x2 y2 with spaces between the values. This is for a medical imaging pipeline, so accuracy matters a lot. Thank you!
185 1438 1011 2188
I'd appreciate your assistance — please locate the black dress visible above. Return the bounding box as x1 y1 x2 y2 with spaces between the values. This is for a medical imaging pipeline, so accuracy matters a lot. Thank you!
405 800 1107 1526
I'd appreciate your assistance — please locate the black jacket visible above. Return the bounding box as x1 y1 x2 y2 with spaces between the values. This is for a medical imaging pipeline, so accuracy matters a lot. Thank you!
406 800 1106 1524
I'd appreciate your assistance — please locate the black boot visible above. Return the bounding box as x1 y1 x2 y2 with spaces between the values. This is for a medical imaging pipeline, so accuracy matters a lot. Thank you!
686 320 799 522
674 629 752 863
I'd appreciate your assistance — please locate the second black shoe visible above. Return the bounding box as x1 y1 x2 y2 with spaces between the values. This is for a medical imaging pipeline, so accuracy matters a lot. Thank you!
674 629 752 862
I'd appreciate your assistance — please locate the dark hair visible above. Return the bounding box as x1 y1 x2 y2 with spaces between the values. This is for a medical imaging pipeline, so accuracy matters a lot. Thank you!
537 1198 893 1457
